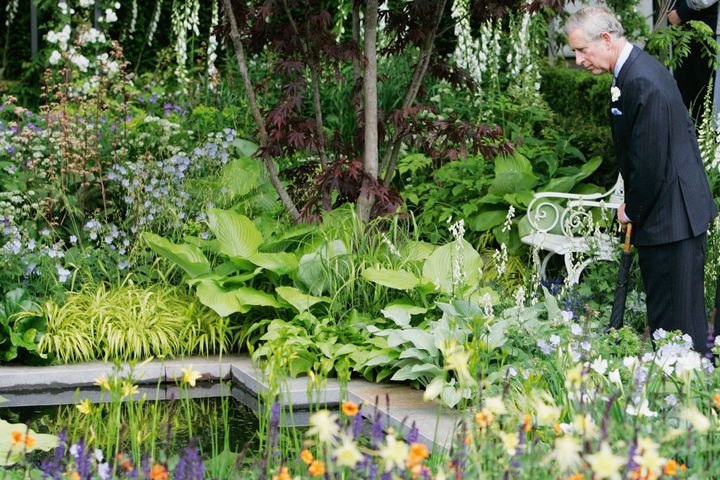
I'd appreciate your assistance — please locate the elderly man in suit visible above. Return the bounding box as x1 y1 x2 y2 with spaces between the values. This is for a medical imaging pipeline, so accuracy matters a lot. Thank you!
566 6 718 352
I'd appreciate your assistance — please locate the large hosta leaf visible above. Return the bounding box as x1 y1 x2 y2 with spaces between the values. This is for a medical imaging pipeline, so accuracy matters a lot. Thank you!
275 286 329 312
247 251 298 275
220 157 261 198
195 279 242 317
489 153 539 195
207 209 263 259
234 287 280 312
381 304 428 328
0 420 58 466
196 280 279 316
143 233 212 278
422 239 483 295
297 240 348 296
362 267 420 290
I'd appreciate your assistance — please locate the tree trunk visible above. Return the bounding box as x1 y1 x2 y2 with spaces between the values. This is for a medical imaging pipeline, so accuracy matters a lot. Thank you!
356 0 379 223
380 0 446 186
222 0 301 222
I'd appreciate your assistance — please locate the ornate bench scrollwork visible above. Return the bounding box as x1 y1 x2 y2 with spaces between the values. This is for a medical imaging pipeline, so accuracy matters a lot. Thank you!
521 175 625 285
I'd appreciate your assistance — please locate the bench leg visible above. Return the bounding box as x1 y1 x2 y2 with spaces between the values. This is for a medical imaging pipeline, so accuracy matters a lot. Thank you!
565 254 594 286
539 252 554 281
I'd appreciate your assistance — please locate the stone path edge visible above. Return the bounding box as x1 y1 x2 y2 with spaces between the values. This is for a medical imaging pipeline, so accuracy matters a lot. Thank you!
0 355 458 450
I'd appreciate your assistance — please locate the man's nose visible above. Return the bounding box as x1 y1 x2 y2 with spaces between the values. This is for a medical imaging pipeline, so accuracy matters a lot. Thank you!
574 53 584 65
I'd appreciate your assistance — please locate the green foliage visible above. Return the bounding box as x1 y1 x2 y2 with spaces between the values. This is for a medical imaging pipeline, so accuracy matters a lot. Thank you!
0 288 47 364
646 21 719 71
25 282 230 362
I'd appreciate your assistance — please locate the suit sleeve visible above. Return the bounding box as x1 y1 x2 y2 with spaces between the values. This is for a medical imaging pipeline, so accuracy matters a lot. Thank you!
677 0 718 21
623 77 670 227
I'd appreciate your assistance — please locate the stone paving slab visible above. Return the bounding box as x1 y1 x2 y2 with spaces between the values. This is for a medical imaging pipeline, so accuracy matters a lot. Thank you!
0 355 458 449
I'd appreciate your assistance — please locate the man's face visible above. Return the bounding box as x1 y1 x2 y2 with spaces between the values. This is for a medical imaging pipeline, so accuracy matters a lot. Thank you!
568 29 612 75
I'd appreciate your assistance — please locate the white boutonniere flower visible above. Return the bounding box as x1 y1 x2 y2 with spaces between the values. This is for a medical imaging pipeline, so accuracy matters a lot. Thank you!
611 86 621 102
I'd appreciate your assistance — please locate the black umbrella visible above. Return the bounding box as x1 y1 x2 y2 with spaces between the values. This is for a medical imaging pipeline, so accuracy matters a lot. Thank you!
606 224 633 332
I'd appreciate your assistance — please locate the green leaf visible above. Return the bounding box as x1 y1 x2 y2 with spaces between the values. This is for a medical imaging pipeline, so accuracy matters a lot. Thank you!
297 240 348 296
362 267 420 290
207 209 262 258
247 251 298 275
220 157 260 198
234 287 280 311
195 279 242 317
391 364 443 381
401 241 435 261
422 239 483 295
489 153 539 195
275 286 330 312
143 233 212 278
380 304 428 328
441 385 462 408
470 209 507 232
233 138 259 157
387 329 438 355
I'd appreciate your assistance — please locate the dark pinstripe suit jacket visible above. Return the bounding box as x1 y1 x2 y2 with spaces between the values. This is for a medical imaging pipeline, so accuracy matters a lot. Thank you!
610 46 717 246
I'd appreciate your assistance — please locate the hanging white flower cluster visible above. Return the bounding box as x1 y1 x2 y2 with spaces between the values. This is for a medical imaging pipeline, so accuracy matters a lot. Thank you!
206 0 219 90
147 0 163 47
506 12 542 95
5 0 20 29
451 0 483 86
98 2 121 24
171 0 201 89
128 0 138 38
79 0 95 8
47 25 73 51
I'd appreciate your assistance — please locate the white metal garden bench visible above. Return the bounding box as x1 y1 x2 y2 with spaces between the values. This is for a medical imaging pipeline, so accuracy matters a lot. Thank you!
520 175 625 285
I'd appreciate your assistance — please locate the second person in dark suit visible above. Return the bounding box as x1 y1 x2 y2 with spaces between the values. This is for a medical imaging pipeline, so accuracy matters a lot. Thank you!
566 6 718 352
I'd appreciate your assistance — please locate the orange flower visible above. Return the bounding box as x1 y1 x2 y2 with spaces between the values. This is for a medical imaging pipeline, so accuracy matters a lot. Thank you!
341 401 359 417
272 466 292 480
10 431 23 446
308 460 325 477
71 472 80 480
681 463 687 472
554 422 562 436
116 453 134 473
406 442 430 468
149 464 169 480
522 414 532 433
567 474 583 480
24 434 36 449
464 434 472 445
300 449 314 465
664 459 679 476
713 393 720 410
474 408 494 429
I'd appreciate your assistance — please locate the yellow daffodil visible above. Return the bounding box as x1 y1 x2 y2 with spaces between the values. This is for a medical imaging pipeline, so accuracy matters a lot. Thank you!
586 442 626 480
484 395 507 416
533 391 561 426
180 366 202 387
333 435 364 468
94 374 111 391
76 399 92 415
306 410 339 444
379 434 409 472
497 431 520 456
544 435 582 472
681 405 710 433
442 341 474 385
633 436 665 478
565 363 583 390
121 381 139 398
572 414 598 439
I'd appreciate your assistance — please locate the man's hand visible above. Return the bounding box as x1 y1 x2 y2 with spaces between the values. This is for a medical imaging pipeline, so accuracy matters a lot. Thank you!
668 9 682 25
618 202 631 225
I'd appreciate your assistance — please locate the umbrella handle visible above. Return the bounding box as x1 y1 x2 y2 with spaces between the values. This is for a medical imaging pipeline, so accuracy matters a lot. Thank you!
623 224 633 253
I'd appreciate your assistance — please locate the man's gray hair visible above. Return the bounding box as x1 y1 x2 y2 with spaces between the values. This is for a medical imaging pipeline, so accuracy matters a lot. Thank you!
566 6 625 41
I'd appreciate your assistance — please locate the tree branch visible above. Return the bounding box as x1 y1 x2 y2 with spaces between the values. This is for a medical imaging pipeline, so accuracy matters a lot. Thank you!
222 0 301 221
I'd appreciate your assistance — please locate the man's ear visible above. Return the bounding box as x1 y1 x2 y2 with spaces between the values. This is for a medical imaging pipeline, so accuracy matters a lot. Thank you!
599 31 613 46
